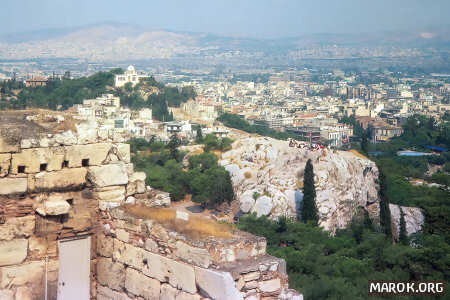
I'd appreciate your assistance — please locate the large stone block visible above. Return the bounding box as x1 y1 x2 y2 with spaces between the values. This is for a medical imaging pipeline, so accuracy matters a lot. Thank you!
33 168 87 191
258 278 281 293
173 241 211 268
0 261 44 288
0 153 11 177
113 239 143 270
0 177 27 195
93 186 125 202
0 137 19 154
0 216 35 241
0 239 29 267
14 286 32 300
160 284 201 300
125 267 160 300
11 147 65 174
64 143 112 168
97 257 125 290
97 285 133 300
54 130 77 146
87 163 128 188
36 200 70 216
97 234 114 258
194 267 243 300
0 289 14 300
0 239 28 266
142 251 196 294
117 144 131 163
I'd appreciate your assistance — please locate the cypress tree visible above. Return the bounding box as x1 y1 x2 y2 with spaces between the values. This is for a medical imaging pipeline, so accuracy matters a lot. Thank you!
378 168 392 239
196 127 203 143
301 159 318 225
399 208 408 245
361 132 369 154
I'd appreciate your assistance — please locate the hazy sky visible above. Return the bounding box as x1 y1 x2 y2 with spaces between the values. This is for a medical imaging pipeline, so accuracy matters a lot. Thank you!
2 0 449 38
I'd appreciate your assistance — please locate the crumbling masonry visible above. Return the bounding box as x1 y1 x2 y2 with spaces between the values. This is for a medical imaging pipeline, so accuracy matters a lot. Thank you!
0 112 301 300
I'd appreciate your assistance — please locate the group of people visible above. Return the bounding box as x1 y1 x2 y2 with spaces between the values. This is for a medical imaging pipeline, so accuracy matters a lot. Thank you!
288 138 324 150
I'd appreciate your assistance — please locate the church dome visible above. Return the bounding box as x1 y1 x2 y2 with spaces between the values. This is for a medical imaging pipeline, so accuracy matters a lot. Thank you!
127 65 135 72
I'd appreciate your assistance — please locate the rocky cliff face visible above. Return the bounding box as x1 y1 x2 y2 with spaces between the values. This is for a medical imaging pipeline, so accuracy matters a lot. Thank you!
220 137 380 233
389 204 424 239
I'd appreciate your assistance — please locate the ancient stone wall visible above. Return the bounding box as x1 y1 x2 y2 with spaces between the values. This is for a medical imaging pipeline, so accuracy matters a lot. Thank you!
96 206 302 300
0 120 147 300
0 113 301 300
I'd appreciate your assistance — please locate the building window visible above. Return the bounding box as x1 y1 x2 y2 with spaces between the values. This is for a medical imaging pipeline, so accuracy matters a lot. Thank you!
81 159 90 167
18 165 25 173
40 163 47 172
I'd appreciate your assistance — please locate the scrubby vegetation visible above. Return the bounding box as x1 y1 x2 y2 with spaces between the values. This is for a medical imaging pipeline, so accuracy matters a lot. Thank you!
238 214 449 300
129 137 234 208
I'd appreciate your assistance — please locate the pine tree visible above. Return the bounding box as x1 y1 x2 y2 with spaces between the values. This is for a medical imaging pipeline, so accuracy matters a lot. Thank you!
301 159 318 225
378 168 392 239
399 208 408 245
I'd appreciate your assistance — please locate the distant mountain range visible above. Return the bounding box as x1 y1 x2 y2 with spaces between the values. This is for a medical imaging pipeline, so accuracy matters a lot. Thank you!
0 22 449 62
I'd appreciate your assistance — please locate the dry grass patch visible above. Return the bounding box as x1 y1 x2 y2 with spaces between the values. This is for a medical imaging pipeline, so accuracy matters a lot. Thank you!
349 149 368 159
122 204 234 240
244 171 252 179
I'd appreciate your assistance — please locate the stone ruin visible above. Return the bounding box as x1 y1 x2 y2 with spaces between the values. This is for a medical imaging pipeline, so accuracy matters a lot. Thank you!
0 112 302 300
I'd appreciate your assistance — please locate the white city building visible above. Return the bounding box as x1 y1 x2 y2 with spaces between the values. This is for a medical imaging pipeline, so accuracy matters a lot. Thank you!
114 65 149 88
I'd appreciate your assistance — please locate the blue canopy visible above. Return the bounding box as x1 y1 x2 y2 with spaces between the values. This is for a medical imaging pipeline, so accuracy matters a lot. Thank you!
424 145 448 152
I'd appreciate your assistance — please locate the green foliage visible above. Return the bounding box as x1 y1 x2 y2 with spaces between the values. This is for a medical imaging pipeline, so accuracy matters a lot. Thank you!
127 137 165 153
361 133 369 154
131 142 233 207
2 69 122 110
238 214 450 300
187 152 234 207
301 159 318 225
201 134 233 152
167 134 181 162
378 168 392 239
217 113 305 141
195 127 203 143
339 114 366 137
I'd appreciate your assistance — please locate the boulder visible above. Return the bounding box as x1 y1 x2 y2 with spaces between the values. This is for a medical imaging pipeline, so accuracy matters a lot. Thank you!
36 200 70 216
87 163 128 187
251 196 273 217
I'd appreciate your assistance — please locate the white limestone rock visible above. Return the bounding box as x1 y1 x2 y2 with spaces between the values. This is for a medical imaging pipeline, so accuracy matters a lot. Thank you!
389 204 425 239
220 136 380 233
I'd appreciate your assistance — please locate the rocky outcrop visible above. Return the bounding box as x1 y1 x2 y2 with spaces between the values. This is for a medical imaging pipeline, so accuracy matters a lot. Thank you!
221 137 379 233
389 204 425 239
